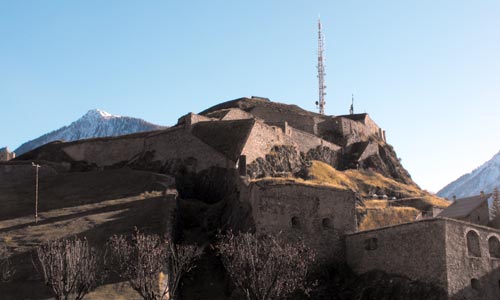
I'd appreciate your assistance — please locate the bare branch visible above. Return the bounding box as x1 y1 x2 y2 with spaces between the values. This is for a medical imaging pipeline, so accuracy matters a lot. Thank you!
34 237 99 300
215 231 315 300
107 230 201 300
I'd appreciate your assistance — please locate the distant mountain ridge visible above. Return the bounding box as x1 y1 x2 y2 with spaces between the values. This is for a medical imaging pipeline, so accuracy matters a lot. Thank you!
438 151 500 199
15 109 165 155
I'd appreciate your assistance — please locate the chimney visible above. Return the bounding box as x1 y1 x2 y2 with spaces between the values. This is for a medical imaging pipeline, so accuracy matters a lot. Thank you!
453 195 456 201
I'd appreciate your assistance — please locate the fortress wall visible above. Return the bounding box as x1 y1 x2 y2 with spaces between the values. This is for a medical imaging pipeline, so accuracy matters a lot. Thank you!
63 135 145 166
0 162 60 185
241 121 284 164
221 108 254 121
363 115 383 137
358 142 379 161
242 121 340 165
249 106 317 134
286 127 341 153
143 128 234 171
62 127 234 172
244 181 357 260
445 220 500 300
346 219 448 291
320 116 384 146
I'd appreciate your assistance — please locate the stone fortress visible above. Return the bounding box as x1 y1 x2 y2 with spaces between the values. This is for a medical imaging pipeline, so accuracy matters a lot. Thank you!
3 96 500 299
0 147 15 161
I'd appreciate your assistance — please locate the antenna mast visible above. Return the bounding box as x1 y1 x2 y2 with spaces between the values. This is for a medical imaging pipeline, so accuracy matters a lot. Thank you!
350 94 354 115
316 17 327 115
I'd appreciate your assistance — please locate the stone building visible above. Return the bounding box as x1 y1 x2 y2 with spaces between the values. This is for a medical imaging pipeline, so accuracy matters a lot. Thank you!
0 147 15 161
438 193 491 226
346 217 500 300
239 179 358 261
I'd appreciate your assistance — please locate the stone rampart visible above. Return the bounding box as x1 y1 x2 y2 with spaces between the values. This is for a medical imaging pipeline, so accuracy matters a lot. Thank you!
346 219 449 291
242 180 357 261
444 219 500 300
0 161 61 185
62 127 234 172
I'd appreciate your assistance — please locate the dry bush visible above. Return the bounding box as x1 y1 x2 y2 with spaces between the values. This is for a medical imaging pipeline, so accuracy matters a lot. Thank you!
34 237 99 300
215 231 315 300
107 230 201 300
0 244 14 282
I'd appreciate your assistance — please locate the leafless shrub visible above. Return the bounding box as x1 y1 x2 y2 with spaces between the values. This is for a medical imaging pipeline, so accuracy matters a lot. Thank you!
107 230 201 300
34 237 99 300
215 231 316 300
0 244 15 282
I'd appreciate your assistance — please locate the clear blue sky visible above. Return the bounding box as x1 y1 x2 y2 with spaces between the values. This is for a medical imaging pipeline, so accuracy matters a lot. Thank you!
1 1 499 192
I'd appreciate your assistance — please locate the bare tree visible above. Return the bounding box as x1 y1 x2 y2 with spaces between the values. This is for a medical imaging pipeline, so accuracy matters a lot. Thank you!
166 242 202 299
107 230 201 300
215 231 316 300
34 237 99 300
0 244 14 282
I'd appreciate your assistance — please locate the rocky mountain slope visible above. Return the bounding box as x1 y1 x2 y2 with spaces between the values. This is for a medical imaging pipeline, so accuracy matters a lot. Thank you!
15 109 165 155
438 150 500 199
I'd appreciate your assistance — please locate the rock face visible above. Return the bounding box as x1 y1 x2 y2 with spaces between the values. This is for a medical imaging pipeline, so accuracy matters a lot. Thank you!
15 109 165 155
438 150 500 199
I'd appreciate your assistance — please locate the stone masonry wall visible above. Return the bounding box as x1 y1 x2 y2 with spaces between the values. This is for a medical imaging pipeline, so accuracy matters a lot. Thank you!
345 219 449 292
241 120 340 166
249 106 318 134
459 201 490 227
221 108 254 121
0 162 61 185
287 127 341 154
62 127 234 172
242 181 357 261
444 219 500 300
241 120 285 164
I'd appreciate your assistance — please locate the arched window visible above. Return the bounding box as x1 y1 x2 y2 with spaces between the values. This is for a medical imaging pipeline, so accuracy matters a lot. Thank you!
291 216 301 229
488 236 500 258
466 231 481 257
322 218 333 230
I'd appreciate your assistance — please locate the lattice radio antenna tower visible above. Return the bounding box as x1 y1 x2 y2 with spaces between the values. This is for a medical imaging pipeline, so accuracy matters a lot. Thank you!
316 17 327 115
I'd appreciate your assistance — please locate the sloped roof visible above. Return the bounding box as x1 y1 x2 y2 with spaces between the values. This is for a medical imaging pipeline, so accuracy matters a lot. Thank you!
191 119 256 162
438 193 491 218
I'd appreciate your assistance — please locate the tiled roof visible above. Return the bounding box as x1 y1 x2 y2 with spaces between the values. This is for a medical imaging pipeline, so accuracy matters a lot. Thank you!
438 193 491 218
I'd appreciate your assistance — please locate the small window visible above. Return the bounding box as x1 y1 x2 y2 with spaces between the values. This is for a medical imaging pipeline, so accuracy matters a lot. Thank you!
364 238 378 250
322 218 333 230
471 278 480 291
466 231 481 257
291 216 301 229
488 236 500 258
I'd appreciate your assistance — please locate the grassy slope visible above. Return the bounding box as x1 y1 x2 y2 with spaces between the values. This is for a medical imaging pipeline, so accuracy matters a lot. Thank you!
308 160 450 230
254 160 450 231
0 169 174 300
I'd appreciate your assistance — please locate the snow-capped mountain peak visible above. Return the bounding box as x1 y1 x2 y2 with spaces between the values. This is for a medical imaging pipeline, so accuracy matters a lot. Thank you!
438 151 500 199
83 109 118 119
15 109 165 156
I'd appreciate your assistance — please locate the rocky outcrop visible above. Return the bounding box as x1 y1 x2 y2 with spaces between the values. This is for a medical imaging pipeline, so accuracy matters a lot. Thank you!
247 145 308 178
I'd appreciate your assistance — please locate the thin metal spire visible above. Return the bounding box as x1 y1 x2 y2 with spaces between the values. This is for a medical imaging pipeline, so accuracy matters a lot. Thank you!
350 94 354 115
316 17 327 115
